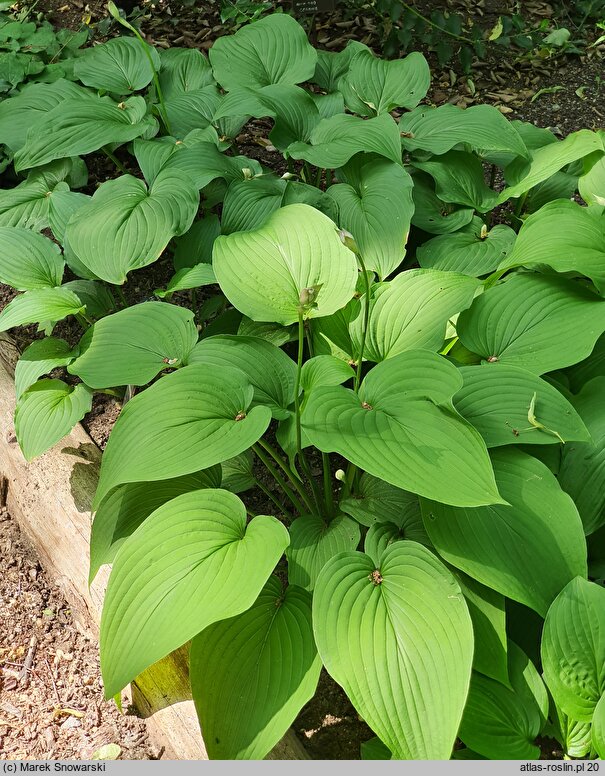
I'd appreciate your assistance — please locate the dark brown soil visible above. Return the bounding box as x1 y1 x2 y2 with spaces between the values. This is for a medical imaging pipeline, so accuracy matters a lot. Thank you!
0 506 157 760
1 0 600 761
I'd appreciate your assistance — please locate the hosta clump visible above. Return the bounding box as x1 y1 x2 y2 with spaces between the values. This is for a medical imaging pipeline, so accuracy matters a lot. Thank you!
1 8 605 760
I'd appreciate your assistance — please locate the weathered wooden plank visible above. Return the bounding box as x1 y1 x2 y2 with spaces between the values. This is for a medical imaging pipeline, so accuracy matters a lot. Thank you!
0 341 308 760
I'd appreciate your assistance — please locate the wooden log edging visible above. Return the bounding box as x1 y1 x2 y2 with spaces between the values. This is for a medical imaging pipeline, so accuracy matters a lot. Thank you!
0 340 309 761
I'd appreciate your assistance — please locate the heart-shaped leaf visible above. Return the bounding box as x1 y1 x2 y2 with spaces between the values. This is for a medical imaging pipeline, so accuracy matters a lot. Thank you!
187 334 297 420
69 302 198 389
213 203 358 325
340 473 423 529
0 287 85 332
313 542 473 758
363 519 429 563
338 50 429 115
94 364 272 508
458 672 541 759
412 151 498 212
559 377 605 535
287 514 360 590
457 273 605 374
209 13 316 91
74 36 161 93
303 350 501 507
65 170 199 284
300 355 354 392
327 153 414 280
14 95 157 172
190 577 321 759
15 379 92 461
399 104 528 158
158 47 215 99
100 489 289 696
89 468 221 584
0 227 64 290
453 364 590 447
287 113 403 168
417 218 516 277
421 448 587 616
350 269 480 362
541 576 605 722
15 338 77 399
499 200 605 295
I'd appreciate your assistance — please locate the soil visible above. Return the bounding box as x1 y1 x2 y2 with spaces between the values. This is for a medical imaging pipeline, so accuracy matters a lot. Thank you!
1 0 602 761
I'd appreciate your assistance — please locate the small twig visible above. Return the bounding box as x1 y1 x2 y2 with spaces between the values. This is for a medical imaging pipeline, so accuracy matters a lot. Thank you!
19 636 37 688
44 657 62 706
0 475 8 507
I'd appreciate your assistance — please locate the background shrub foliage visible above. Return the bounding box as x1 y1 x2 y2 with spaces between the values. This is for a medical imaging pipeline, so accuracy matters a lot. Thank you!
1 6 605 760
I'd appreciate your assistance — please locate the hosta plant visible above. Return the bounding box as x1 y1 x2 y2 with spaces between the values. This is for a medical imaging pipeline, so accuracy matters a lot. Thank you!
1 8 605 760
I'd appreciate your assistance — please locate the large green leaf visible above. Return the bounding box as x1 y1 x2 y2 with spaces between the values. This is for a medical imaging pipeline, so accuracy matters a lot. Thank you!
579 133 605 206
593 694 605 758
158 47 215 99
213 203 358 325
399 104 528 158
48 188 91 244
100 489 288 697
74 36 161 93
300 355 354 392
421 448 587 616
0 287 84 332
499 129 603 202
350 270 479 362
94 364 271 508
14 95 157 172
559 377 605 535
287 514 360 591
363 518 429 562
303 349 501 507
89 468 221 584
68 302 198 389
499 200 605 294
458 672 541 759
412 151 498 212
190 577 320 760
410 170 475 235
542 576 605 723
417 218 516 277
453 364 590 447
0 227 63 290
220 176 336 235
338 50 429 116
173 214 220 271
339 473 423 529
187 334 296 420
164 85 221 138
313 542 473 759
65 170 198 284
209 13 316 91
15 337 77 399
327 153 414 279
15 379 92 461
457 273 605 374
154 263 216 297
312 40 369 92
287 113 402 168
456 572 508 685
0 79 88 152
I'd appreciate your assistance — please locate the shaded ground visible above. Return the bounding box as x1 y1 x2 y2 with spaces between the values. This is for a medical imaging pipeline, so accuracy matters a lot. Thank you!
2 0 603 761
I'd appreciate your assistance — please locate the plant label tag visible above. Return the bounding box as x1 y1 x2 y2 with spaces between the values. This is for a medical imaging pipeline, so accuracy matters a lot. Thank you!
292 0 337 14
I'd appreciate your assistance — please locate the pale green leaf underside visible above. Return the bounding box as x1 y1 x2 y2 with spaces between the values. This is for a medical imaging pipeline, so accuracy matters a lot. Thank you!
100 489 289 697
